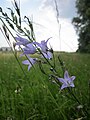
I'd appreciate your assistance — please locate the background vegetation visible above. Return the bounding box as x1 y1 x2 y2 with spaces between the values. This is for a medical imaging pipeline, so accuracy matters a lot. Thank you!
0 52 90 120
72 0 90 53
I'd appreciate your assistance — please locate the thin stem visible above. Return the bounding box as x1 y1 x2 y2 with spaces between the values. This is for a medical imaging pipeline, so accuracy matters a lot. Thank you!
68 88 80 104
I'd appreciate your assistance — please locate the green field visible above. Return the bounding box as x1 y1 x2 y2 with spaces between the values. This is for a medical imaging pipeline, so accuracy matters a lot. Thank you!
0 52 90 120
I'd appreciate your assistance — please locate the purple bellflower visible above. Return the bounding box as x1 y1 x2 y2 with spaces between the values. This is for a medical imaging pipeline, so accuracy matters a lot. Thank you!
22 56 37 71
15 34 29 46
58 71 76 90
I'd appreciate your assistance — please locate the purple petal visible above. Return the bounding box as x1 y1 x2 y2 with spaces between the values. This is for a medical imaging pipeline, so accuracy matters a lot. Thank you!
61 83 68 90
47 51 53 59
28 64 32 71
23 48 36 54
22 60 30 65
42 51 52 59
15 37 28 43
68 78 72 84
41 39 49 45
41 40 48 46
22 57 37 71
71 76 76 81
22 58 36 65
34 40 48 53
41 52 47 58
15 42 23 45
64 71 69 79
26 43 35 49
58 78 65 83
41 40 45 44
34 42 41 48
23 50 35 54
29 58 37 64
15 35 29 45
22 43 36 55
70 83 75 87
41 40 48 52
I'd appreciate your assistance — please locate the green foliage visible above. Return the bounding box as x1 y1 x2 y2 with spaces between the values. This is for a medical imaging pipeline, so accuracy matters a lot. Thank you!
72 0 90 53
0 52 90 119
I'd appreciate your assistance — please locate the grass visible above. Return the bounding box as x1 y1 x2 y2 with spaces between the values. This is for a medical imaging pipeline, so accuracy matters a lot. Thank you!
0 51 90 120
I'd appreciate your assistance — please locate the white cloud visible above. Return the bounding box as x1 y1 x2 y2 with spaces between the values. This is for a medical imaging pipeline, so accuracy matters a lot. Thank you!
40 0 76 18
33 2 78 52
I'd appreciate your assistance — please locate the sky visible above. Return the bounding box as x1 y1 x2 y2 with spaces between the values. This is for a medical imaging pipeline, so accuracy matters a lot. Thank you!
0 0 78 52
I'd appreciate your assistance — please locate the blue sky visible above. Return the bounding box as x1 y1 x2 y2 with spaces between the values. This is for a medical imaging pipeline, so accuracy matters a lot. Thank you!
0 0 78 52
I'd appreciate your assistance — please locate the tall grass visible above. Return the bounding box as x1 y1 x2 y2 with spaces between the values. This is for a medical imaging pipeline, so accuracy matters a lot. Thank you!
0 52 90 120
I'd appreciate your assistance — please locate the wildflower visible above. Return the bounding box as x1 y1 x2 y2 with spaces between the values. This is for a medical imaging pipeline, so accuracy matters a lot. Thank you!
22 56 37 71
15 34 29 46
58 71 76 90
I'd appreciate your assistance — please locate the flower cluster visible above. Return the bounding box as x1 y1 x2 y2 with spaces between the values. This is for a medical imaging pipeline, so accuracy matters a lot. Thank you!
15 35 53 71
15 35 76 90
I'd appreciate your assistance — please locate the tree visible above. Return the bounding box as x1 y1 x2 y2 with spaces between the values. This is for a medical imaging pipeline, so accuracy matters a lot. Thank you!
72 0 90 53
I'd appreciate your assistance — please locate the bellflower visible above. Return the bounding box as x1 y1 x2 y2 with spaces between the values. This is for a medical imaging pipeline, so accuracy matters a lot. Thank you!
15 34 29 46
22 56 37 71
58 71 76 90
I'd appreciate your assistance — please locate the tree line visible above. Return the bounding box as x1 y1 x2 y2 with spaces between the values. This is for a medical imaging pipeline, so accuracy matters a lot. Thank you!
72 0 90 53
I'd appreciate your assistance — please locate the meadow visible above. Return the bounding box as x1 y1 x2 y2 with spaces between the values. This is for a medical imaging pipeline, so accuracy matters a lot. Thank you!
0 51 90 120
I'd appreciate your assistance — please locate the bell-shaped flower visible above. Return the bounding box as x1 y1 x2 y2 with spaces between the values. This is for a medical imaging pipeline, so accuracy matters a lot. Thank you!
58 71 76 90
22 56 37 71
15 34 29 46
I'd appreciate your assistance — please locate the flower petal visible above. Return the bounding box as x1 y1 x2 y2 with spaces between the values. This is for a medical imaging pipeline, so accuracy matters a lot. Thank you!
58 78 65 83
70 83 75 87
34 40 48 53
47 51 53 59
42 51 52 59
23 47 36 54
61 83 68 90
22 57 37 71
71 76 76 81
22 60 30 65
28 64 32 71
34 42 41 48
26 43 36 52
64 71 69 79
15 35 29 45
